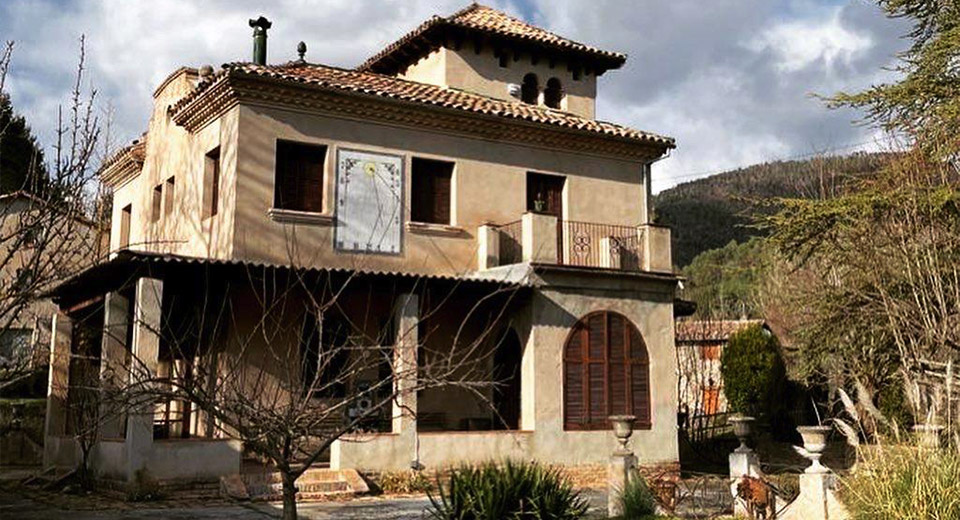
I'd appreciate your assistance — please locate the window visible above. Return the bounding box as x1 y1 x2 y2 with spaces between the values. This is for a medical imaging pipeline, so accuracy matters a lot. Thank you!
119 204 131 248
411 157 453 224
497 50 509 68
701 343 721 361
275 140 326 213
521 73 538 105
526 172 565 217
12 268 34 292
151 184 162 222
544 78 564 109
204 147 221 218
163 177 175 217
563 311 650 430
0 328 32 365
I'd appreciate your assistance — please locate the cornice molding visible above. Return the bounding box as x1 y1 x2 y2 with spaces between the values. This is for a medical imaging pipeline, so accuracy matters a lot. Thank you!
171 73 669 162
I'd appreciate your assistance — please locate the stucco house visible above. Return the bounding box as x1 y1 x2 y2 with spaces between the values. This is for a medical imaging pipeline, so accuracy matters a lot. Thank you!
43 4 680 486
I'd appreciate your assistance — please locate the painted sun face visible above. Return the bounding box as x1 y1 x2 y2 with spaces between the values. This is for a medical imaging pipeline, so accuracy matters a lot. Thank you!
363 162 377 177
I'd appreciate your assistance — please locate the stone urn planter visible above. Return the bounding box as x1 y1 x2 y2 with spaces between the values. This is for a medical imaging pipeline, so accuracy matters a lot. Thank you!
609 415 636 455
912 423 944 449
729 415 755 453
797 425 832 473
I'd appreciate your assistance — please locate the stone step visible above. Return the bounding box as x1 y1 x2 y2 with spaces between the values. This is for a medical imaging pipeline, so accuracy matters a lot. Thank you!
222 468 368 502
246 480 349 495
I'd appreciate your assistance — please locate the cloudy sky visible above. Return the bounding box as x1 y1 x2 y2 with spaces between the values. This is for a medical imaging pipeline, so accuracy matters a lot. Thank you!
1 0 909 192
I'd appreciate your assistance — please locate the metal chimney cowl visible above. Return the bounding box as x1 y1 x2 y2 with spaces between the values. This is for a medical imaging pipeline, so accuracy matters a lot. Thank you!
249 16 272 65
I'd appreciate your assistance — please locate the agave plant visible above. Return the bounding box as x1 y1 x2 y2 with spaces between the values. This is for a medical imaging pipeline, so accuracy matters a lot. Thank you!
428 459 588 520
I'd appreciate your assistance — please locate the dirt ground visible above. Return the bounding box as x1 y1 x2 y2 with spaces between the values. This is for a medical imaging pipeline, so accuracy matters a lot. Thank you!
0 480 612 520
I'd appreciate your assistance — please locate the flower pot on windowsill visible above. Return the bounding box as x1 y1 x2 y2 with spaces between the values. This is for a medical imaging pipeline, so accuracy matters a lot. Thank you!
797 425 831 473
609 415 636 455
729 414 755 453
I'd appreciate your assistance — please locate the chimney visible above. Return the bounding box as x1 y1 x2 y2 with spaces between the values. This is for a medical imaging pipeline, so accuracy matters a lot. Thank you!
249 16 272 65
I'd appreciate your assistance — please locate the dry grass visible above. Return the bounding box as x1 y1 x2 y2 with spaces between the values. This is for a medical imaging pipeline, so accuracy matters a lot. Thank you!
840 441 960 519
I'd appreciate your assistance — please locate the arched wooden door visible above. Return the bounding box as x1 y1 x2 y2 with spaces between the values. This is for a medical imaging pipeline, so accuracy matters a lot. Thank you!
493 329 522 430
562 311 650 430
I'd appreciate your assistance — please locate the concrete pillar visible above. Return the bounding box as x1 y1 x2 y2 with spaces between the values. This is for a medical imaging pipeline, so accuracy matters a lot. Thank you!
43 311 72 468
392 292 419 467
99 291 130 439
608 451 638 517
600 236 622 270
125 277 163 482
477 223 500 270
522 212 558 264
638 224 672 273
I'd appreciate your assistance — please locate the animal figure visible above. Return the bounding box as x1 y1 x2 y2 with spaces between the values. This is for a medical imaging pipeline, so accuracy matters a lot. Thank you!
736 476 776 519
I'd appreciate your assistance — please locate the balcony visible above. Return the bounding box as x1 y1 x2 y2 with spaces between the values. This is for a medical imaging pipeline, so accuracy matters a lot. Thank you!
477 212 672 273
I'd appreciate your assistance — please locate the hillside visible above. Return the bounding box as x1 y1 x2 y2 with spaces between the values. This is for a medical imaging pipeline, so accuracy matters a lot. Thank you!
654 152 892 267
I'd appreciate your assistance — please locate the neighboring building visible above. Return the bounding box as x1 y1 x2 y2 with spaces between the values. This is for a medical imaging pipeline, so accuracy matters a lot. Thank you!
44 4 679 484
675 319 768 419
0 191 100 379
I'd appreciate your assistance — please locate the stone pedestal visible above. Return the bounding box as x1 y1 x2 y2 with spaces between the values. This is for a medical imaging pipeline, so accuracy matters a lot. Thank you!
608 451 637 517
729 449 762 517
779 472 849 520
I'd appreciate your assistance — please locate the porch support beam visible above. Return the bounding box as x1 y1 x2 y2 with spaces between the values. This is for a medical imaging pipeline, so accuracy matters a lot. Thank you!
99 291 130 439
392 292 419 466
125 277 163 482
43 311 73 468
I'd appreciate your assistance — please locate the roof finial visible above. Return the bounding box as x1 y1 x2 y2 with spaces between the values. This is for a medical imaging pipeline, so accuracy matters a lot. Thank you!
297 41 307 63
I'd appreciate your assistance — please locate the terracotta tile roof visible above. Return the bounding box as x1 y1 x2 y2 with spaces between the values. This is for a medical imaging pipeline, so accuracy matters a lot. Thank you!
171 62 673 147
359 3 626 74
99 136 147 174
675 319 766 343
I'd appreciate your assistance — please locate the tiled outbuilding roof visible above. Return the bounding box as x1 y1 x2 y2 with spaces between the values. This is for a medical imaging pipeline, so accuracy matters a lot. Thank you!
171 62 674 148
675 319 767 343
359 3 626 74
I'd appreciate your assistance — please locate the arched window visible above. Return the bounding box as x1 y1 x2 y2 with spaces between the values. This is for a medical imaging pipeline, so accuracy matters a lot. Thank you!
544 77 564 109
521 73 539 105
563 311 650 430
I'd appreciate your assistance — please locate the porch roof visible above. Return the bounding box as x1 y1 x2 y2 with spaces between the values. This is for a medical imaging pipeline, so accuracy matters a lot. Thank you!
48 250 532 307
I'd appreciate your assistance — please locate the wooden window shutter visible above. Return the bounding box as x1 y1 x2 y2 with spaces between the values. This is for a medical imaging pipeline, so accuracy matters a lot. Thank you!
275 140 325 212
563 311 651 430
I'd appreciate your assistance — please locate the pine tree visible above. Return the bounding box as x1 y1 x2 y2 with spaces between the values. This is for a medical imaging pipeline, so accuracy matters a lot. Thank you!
0 93 47 194
829 1 960 152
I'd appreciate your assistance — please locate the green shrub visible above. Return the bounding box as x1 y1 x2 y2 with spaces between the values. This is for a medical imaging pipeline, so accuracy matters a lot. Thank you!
618 474 657 519
378 469 433 494
720 324 785 417
841 444 960 519
428 459 588 520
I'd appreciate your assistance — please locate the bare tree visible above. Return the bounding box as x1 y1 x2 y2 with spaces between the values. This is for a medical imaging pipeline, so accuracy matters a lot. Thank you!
0 37 104 391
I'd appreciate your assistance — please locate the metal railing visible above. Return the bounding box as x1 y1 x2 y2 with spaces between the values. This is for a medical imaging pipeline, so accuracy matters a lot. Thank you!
497 220 523 265
557 220 641 270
